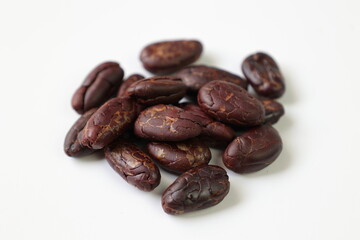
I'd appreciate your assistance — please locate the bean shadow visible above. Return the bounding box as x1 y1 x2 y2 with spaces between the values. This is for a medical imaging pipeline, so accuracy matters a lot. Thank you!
151 169 177 196
275 114 292 132
209 148 226 167
74 151 105 162
280 67 297 105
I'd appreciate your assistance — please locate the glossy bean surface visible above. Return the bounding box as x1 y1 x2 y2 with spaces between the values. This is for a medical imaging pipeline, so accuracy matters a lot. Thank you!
261 99 285 124
162 165 230 215
134 104 202 141
117 74 144 97
147 138 211 174
140 40 202 74
64 108 97 157
105 140 160 191
81 97 139 149
223 124 283 173
72 62 124 114
242 52 285 98
176 65 247 92
181 103 235 147
126 76 186 106
198 80 265 126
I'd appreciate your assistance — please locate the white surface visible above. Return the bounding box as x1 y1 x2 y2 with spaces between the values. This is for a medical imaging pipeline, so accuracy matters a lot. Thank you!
1 0 359 239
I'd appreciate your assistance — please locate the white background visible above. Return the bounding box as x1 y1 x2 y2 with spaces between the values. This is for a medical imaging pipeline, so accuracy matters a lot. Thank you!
1 0 359 239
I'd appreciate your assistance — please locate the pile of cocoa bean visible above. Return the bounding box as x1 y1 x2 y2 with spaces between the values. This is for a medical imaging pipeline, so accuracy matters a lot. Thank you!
64 40 285 215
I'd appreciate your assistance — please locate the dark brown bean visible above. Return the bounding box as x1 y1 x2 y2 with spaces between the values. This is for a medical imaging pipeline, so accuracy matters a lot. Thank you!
64 108 97 157
126 76 187 106
242 52 285 98
134 104 202 141
198 80 265 127
117 74 144 97
201 121 235 143
179 103 213 126
81 97 140 149
176 65 247 92
261 99 285 124
223 124 283 173
71 62 124 114
201 122 236 148
180 103 235 147
105 140 160 191
162 165 230 215
147 138 211 174
140 40 203 74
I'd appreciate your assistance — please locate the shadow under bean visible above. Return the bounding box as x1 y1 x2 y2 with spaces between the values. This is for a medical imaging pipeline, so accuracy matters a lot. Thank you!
151 170 177 196
73 151 105 162
279 67 297 105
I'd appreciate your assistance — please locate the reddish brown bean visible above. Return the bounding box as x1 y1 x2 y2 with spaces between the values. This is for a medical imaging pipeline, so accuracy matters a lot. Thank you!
71 62 124 114
105 140 160 191
179 103 213 125
201 122 236 148
180 103 235 147
140 40 203 74
147 138 211 174
134 104 202 141
176 65 247 92
126 76 187 106
198 80 265 127
162 165 230 215
242 52 285 98
223 124 283 173
64 108 97 157
81 97 140 149
260 99 285 124
117 74 144 97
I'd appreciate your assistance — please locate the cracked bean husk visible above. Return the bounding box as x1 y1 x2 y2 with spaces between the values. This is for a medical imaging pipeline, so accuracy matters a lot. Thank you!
242 52 285 98
71 62 124 114
140 40 203 74
162 165 230 215
134 104 203 141
105 140 160 191
198 80 265 127
223 124 283 173
147 138 211 174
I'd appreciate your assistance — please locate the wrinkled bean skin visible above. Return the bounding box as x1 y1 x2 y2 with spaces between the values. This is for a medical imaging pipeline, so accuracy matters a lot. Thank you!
180 103 212 126
64 108 97 157
72 62 124 114
81 97 140 149
147 138 211 174
198 80 265 127
117 74 144 97
260 99 285 124
242 52 285 98
126 76 187 106
176 65 247 92
201 120 236 143
181 103 235 147
201 122 236 148
105 140 160 191
140 40 203 74
223 124 283 173
162 165 230 215
134 104 202 141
